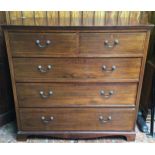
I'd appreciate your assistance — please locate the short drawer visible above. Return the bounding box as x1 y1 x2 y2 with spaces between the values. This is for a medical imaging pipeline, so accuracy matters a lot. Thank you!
13 58 141 82
79 32 146 56
17 83 138 107
19 108 135 131
9 32 78 57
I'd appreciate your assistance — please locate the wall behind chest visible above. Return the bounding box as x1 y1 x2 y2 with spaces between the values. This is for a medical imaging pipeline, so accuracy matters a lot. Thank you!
2 11 151 26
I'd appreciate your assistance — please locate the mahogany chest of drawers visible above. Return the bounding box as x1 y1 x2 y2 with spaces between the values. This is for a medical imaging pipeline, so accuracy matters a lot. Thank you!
3 25 152 141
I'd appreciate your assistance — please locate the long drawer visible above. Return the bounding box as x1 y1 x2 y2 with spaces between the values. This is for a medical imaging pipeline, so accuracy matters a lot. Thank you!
9 32 78 57
13 58 141 82
19 108 135 131
16 83 138 107
80 32 146 56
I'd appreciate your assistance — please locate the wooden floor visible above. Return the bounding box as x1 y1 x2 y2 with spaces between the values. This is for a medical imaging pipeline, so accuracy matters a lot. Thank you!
0 122 155 143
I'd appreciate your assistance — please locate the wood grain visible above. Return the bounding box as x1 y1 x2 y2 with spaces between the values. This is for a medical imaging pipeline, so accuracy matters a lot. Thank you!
140 11 149 24
8 30 146 57
9 32 78 57
22 11 35 25
16 130 136 141
47 11 59 26
80 32 146 55
59 11 70 26
5 11 10 24
94 11 105 26
117 11 130 25
13 58 141 82
3 25 152 141
34 11 47 26
82 11 94 26
9 11 22 25
16 83 138 107
129 12 141 25
19 108 136 131
4 11 151 26
71 11 81 26
105 11 118 26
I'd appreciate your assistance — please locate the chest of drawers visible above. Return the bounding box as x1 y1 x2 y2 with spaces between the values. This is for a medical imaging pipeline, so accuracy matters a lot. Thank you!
3 25 152 141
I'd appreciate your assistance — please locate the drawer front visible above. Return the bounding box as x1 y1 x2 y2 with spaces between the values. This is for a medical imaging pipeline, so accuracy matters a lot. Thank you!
13 58 141 82
80 33 146 55
19 108 135 131
9 32 78 57
17 83 138 107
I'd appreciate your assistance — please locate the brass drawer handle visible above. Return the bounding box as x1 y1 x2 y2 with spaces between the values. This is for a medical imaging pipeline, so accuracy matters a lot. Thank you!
99 115 112 123
102 65 116 72
37 65 52 73
100 90 114 98
35 39 51 48
40 90 53 99
104 39 119 48
41 116 54 124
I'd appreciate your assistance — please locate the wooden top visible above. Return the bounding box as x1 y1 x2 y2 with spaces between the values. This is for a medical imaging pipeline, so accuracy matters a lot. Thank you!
1 24 154 31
